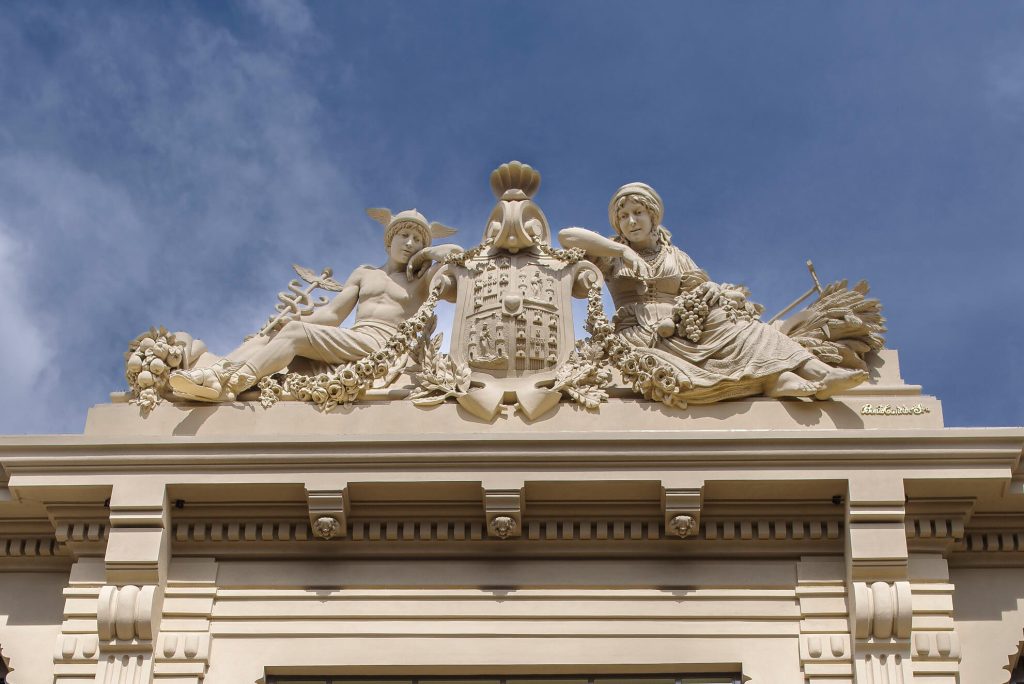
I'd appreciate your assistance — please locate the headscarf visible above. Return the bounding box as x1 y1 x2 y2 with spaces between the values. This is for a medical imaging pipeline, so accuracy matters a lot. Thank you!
608 182 664 234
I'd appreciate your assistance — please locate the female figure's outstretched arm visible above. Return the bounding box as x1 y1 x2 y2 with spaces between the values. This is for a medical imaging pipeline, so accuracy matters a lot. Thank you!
557 227 651 277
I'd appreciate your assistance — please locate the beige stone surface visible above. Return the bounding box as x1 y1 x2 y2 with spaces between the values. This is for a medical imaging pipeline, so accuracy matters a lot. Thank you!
1 400 1022 683
951 568 1024 683
0 572 67 684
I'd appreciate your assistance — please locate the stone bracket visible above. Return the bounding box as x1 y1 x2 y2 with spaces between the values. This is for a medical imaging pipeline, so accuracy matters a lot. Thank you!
484 487 523 539
306 488 348 539
662 486 702 538
97 584 161 643
852 580 912 640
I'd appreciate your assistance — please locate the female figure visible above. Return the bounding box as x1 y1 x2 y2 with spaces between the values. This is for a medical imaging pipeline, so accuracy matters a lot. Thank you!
558 183 866 402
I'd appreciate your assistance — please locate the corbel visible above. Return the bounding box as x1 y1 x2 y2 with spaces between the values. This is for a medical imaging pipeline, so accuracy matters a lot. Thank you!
662 485 703 538
484 487 523 539
844 476 916 683
306 487 348 539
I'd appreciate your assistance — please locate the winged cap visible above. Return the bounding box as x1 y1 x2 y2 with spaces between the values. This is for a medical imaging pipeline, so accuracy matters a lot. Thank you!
366 207 457 248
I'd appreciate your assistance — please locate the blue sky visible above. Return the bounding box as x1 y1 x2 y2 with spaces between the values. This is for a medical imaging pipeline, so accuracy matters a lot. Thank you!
0 1 1021 433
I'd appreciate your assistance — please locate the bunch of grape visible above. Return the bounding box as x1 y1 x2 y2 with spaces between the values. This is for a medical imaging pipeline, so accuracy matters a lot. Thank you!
673 284 711 343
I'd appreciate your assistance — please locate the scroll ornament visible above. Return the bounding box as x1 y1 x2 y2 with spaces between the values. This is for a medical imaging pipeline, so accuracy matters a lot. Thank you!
852 580 913 641
97 584 159 642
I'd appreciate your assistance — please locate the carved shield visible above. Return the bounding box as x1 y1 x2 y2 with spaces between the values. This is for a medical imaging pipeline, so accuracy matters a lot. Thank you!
449 251 577 381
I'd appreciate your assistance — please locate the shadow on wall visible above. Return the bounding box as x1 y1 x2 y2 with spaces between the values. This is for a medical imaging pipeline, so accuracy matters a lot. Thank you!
950 568 1024 620
0 572 67 627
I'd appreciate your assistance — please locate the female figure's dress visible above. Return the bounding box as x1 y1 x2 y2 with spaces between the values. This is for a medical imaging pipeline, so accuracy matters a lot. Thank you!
600 246 816 403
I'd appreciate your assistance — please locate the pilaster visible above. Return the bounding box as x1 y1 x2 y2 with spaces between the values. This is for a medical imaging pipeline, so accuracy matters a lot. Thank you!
906 555 960 683
153 559 216 683
798 558 854 683
95 479 170 684
53 559 105 684
845 476 914 683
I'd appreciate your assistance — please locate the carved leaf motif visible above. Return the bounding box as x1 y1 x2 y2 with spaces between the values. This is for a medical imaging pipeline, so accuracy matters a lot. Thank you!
561 382 607 410
552 353 611 411
410 333 472 406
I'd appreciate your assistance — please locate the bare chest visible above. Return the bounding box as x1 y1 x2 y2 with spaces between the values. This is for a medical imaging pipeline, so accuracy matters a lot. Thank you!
359 269 419 306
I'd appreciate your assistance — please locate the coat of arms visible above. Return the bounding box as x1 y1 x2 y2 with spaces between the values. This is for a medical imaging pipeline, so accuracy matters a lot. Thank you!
431 162 602 420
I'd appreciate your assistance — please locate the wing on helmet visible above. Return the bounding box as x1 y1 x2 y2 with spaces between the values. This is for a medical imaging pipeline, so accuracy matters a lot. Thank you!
430 222 457 239
366 207 393 226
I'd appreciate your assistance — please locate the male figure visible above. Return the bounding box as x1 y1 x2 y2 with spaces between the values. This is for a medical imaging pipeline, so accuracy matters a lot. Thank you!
169 209 461 401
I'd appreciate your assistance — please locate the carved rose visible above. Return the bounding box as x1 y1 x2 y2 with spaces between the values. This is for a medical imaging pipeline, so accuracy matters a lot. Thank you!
312 516 342 539
667 514 698 539
488 515 518 539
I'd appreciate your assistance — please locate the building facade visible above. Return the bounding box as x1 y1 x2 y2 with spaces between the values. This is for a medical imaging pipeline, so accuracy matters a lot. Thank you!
3 164 1023 682
1 348 1023 683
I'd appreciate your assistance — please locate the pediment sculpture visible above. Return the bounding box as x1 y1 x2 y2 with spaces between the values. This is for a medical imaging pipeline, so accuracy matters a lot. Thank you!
124 161 885 421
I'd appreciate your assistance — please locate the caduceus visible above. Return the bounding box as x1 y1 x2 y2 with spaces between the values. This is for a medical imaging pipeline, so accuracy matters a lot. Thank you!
256 264 345 337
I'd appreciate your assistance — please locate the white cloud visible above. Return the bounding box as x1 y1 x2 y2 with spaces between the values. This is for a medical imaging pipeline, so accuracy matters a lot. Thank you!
241 0 314 37
0 5 368 432
0 224 56 434
987 47 1024 119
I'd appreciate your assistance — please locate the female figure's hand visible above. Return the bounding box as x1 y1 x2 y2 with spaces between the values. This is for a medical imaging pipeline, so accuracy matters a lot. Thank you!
620 247 652 279
701 281 722 307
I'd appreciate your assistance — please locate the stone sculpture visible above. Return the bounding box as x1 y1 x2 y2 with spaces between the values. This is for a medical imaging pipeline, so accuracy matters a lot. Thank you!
420 161 605 420
166 209 462 402
557 182 870 407
124 162 885 419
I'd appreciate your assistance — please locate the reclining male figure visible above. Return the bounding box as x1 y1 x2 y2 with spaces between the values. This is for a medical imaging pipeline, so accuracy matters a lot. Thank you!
169 209 461 402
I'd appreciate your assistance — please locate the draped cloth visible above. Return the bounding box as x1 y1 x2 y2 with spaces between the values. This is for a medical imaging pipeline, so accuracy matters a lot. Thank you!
600 246 815 404
299 319 398 364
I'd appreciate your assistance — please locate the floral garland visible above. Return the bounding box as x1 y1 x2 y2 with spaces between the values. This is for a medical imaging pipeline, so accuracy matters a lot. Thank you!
248 243 711 413
258 289 442 411
581 285 694 410
257 246 496 410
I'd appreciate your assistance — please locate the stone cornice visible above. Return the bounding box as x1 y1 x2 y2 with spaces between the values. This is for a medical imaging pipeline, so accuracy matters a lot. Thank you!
0 428 1021 473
